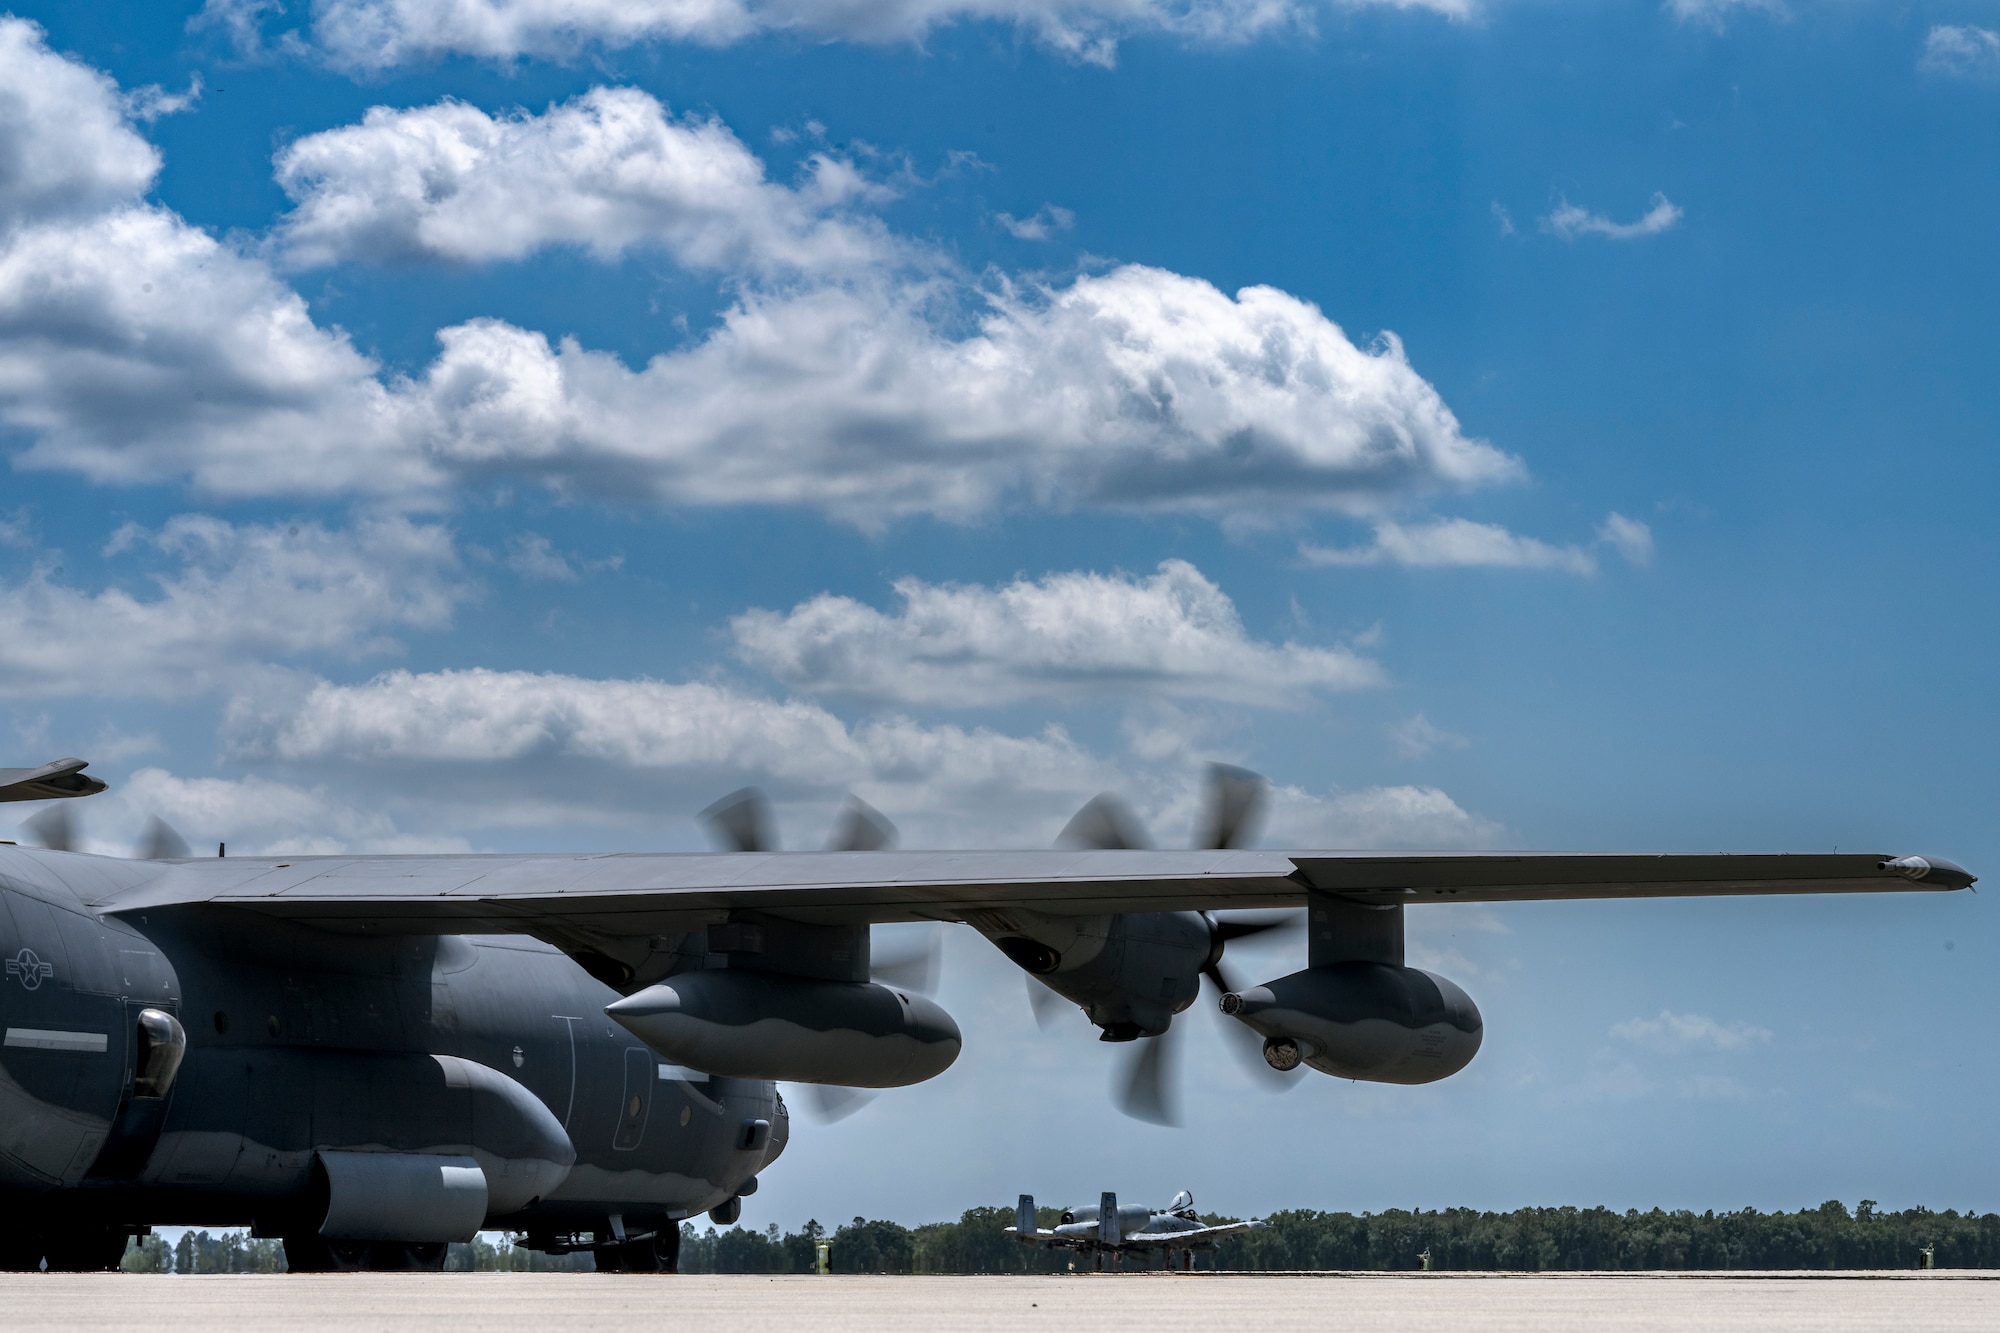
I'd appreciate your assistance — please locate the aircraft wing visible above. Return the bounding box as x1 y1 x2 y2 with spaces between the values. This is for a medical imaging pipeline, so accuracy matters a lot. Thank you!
68 847 1974 936
0 758 106 803
1148 1219 1264 1245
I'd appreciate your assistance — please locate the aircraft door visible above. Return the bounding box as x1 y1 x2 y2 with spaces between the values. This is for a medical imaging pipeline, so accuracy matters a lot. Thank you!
612 1047 652 1151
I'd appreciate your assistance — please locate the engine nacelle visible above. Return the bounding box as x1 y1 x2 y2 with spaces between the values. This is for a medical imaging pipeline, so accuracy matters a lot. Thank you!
605 970 960 1088
1220 962 1482 1085
970 908 1210 1039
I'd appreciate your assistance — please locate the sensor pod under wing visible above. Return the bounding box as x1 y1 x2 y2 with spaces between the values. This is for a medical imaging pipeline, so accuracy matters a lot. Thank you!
605 970 960 1087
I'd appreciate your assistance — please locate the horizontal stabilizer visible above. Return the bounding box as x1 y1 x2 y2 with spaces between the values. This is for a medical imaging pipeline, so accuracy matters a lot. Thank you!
0 758 106 804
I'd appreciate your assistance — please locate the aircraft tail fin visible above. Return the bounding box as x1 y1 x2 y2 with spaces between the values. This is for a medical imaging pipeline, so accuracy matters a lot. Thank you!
1099 1191 1120 1246
1016 1194 1036 1242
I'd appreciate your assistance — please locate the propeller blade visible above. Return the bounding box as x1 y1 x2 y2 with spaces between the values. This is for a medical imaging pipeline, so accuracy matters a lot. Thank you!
1211 911 1300 947
1026 975 1069 1031
1198 763 1268 850
828 796 897 852
1057 793 1151 850
24 805 74 852
1199 910 1300 997
871 925 941 995
803 1084 877 1123
1113 1027 1182 1126
700 788 775 853
139 816 190 861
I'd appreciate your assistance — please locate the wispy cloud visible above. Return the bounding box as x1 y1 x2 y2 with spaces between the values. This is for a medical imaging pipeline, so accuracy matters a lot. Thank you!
996 204 1075 240
1662 0 1783 32
1389 713 1469 759
0 515 462 700
212 0 1470 73
1543 193 1683 242
1919 25 2000 80
123 73 203 123
1610 1009 1774 1053
1302 518 1599 574
1597 512 1655 566
1303 513 1652 574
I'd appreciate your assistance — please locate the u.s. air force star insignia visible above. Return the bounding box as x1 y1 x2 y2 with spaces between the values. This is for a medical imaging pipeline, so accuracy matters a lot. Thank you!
5 948 53 990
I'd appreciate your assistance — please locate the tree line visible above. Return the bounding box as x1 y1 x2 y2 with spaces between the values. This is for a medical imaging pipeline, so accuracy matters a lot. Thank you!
114 1201 2000 1273
681 1201 2000 1273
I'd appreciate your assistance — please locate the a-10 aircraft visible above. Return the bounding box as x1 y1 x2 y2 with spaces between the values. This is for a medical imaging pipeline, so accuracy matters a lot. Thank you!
1008 1190 1261 1270
0 757 1975 1272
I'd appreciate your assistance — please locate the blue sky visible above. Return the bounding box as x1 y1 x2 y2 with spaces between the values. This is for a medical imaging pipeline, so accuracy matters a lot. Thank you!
1 0 1994 1227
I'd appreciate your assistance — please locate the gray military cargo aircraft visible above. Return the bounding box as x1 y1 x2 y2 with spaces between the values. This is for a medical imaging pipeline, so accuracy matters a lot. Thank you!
1008 1190 1262 1270
0 758 1975 1272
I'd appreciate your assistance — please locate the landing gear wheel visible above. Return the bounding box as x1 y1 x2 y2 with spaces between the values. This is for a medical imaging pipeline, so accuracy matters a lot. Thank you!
592 1230 679 1274
282 1235 371 1272
361 1241 448 1271
0 1229 44 1272
43 1228 129 1272
402 1242 449 1272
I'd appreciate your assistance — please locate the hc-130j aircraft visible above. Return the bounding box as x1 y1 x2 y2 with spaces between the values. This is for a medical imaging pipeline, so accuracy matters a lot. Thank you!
0 758 1975 1272
1008 1190 1262 1270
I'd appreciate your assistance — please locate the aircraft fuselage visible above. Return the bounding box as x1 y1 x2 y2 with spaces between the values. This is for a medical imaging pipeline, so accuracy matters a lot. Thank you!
0 847 783 1270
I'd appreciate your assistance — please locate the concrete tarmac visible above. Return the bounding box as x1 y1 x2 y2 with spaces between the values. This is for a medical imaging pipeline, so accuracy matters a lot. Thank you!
7 1271 1998 1332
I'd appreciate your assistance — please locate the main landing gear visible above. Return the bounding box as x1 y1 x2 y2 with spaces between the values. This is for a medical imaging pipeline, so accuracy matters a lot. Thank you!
280 1237 449 1272
0 1223 133 1271
593 1228 681 1273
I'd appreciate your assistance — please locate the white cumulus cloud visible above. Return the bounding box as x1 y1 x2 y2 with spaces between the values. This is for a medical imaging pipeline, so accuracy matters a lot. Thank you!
221 665 1126 844
1919 25 2000 79
0 204 432 498
730 560 1383 707
272 87 890 274
1271 782 1502 848
1542 193 1683 242
395 269 1517 523
0 18 161 225
0 31 1512 528
0 516 462 699
218 666 1498 850
0 38 1516 526
89 767 475 857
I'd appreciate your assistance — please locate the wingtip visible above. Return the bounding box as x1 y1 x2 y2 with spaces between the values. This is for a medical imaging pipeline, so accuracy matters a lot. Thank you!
1879 855 1977 891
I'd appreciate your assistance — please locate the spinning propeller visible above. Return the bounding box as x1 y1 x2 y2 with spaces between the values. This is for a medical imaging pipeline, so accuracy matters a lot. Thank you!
20 806 193 861
1042 764 1302 1126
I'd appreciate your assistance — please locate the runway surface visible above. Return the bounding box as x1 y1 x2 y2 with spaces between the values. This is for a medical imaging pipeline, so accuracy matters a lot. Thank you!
8 1271 1998 1332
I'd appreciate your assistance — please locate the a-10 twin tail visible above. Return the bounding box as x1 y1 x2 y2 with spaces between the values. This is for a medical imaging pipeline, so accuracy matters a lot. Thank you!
0 758 1973 1272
